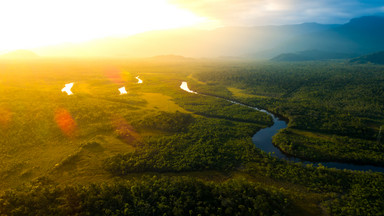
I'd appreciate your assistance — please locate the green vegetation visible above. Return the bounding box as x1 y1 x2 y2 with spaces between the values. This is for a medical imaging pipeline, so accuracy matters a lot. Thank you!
192 61 384 165
274 129 384 165
104 117 260 174
0 176 289 216
1 58 384 215
132 111 194 133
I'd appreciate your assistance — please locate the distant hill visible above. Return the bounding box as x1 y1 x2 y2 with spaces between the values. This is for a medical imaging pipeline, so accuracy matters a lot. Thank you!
34 16 384 58
350 51 384 64
271 50 359 61
35 23 338 58
148 55 194 61
279 16 384 55
1 50 39 58
271 53 312 61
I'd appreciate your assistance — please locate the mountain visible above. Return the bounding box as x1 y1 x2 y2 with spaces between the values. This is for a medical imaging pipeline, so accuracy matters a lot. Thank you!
279 16 384 55
350 51 384 64
35 23 338 58
271 53 312 61
34 16 384 59
271 50 359 61
1 50 39 58
148 55 195 62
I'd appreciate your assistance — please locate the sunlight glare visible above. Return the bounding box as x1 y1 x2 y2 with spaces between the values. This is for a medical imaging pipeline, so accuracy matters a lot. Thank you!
136 76 143 84
119 87 128 95
62 83 74 95
0 0 207 52
180 81 197 94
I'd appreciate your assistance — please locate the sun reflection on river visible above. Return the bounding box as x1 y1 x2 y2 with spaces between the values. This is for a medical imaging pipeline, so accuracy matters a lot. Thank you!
136 76 143 84
118 87 128 95
180 81 197 94
61 83 74 95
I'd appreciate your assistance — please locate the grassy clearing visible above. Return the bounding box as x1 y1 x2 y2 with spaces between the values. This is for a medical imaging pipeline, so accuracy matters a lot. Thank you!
0 58 207 190
141 92 191 113
0 59 149 189
227 87 267 99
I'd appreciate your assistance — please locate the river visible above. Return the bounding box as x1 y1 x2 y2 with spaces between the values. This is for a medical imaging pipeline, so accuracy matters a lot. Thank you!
181 81 384 172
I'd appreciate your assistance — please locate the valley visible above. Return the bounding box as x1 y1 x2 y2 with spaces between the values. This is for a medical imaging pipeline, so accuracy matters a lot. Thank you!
1 58 384 215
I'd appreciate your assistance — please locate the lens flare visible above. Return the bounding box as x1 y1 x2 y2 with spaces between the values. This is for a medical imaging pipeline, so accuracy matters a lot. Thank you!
54 108 77 137
0 107 12 129
105 68 123 84
62 83 74 95
180 81 197 94
112 116 140 144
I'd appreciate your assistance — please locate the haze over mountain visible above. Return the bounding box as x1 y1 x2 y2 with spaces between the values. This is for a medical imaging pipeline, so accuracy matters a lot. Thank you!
350 51 384 64
277 16 384 55
271 50 359 62
34 16 384 59
1 50 39 58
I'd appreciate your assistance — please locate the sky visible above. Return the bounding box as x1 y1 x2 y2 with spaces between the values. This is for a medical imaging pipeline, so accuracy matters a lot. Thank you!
170 0 384 26
0 0 383 53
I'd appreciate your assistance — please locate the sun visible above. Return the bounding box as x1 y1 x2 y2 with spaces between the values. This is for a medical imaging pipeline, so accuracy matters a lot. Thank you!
0 0 206 53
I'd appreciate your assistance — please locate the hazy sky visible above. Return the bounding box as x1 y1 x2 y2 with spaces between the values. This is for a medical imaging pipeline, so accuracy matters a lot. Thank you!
0 0 383 53
170 0 384 26
0 0 203 52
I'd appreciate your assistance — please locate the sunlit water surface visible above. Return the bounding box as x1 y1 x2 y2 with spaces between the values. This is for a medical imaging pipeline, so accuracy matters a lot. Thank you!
118 87 128 95
180 81 197 94
136 76 143 84
61 83 74 95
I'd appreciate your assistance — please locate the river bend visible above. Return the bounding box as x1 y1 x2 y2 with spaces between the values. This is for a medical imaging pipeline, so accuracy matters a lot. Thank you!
181 82 384 172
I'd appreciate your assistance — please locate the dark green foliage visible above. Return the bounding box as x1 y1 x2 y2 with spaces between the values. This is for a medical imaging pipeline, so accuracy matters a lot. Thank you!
273 129 384 165
193 62 384 164
245 152 384 214
245 155 349 193
324 173 384 215
133 111 194 132
0 177 64 216
104 117 260 174
0 176 290 216
174 92 272 125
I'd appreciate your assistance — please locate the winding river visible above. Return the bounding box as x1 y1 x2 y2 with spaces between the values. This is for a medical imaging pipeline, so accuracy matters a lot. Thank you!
181 82 384 172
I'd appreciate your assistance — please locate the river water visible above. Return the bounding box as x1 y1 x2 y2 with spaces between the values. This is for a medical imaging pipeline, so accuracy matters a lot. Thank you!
181 82 384 172
250 108 384 172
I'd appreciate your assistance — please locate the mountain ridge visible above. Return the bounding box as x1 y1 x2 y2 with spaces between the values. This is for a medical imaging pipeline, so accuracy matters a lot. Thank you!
350 51 384 64
1 50 39 58
33 16 384 59
271 50 359 61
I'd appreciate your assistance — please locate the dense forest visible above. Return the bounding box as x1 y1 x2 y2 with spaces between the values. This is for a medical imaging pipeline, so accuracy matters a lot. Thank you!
0 176 289 216
1 59 384 215
191 61 384 165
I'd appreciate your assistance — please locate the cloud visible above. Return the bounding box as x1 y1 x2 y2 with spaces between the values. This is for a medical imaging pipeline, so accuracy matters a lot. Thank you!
169 0 384 26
